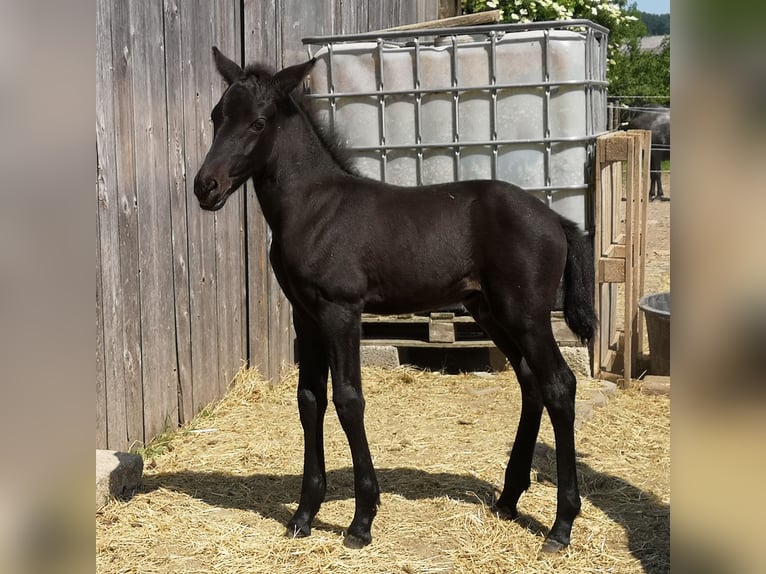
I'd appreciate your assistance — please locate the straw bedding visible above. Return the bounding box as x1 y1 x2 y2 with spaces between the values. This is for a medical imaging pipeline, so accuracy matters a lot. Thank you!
97 366 669 573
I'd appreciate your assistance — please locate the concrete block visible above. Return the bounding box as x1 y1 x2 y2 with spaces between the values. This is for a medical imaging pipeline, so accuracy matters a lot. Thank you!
640 375 670 396
360 345 400 369
574 400 594 430
599 380 618 396
96 450 143 511
560 346 591 377
588 389 609 408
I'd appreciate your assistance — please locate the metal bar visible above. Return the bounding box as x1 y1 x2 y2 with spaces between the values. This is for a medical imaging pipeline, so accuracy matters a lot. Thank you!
414 37 423 186
377 39 387 182
489 30 498 180
543 28 552 207
337 134 601 152
303 79 609 100
302 19 610 46
328 43 336 130
451 34 460 181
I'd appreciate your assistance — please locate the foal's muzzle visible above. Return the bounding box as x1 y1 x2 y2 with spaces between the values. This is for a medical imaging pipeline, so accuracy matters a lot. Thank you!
194 172 226 211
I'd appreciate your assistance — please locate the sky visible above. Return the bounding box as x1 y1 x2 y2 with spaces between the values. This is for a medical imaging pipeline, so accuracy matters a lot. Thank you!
633 0 670 14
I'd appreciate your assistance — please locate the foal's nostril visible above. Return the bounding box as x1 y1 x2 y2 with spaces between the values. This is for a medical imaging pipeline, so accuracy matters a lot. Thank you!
194 175 218 200
204 178 218 193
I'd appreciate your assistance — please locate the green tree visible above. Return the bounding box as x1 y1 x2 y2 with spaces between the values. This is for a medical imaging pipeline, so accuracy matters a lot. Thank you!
462 0 647 59
461 1 668 104
610 36 670 106
639 11 670 35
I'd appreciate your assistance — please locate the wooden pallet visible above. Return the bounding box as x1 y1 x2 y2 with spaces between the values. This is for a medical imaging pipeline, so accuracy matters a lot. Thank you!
593 130 650 383
361 311 581 349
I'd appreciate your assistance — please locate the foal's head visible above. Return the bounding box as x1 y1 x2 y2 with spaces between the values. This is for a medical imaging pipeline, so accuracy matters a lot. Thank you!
193 47 315 211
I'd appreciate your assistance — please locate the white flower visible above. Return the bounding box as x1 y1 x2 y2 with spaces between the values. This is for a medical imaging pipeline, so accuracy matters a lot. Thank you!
486 0 498 8
591 6 598 15
510 12 520 20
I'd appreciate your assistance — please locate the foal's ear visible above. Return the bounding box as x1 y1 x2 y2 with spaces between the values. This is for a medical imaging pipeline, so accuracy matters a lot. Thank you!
273 58 317 97
212 46 244 85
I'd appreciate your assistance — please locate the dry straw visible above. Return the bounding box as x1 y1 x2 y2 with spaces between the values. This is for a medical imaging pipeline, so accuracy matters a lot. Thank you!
97 366 669 573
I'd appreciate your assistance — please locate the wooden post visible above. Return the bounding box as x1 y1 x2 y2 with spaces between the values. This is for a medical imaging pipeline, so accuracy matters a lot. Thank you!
593 130 650 383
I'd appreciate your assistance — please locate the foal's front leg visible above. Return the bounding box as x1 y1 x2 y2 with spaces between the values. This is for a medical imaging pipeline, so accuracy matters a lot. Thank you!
287 312 329 538
319 302 380 548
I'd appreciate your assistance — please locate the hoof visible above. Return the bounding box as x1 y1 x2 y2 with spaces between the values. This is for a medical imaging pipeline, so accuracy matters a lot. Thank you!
343 532 372 549
658 196 670 202
491 503 518 521
541 537 568 554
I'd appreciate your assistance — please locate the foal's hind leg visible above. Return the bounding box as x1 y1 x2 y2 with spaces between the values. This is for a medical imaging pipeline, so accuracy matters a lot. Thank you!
470 294 581 552
464 296 543 519
287 311 330 538
516 325 581 552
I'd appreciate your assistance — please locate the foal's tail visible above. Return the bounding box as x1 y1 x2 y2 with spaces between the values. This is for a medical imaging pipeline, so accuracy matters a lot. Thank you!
559 217 597 344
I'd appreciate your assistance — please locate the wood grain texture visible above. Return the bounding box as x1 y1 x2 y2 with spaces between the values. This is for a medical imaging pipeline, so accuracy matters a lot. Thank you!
97 0 443 447
129 0 179 441
163 0 194 424
97 0 124 449
109 0 146 450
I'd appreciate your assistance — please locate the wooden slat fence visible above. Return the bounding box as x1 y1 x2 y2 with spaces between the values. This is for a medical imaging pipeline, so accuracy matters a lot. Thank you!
97 0 439 451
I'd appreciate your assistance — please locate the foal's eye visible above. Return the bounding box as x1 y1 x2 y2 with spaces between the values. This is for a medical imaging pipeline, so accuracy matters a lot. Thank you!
250 118 266 132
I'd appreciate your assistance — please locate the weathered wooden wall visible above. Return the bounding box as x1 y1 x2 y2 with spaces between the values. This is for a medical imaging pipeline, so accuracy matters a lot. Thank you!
97 0 439 450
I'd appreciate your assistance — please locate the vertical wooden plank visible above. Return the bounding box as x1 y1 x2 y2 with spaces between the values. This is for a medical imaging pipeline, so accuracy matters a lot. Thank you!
623 138 636 383
243 0 278 379
163 0 194 424
246 0 299 382
182 0 222 412
592 140 604 377
338 0 368 34
244 0 280 68
281 0 333 65
96 188 108 449
418 0 439 23
368 0 385 31
109 0 145 449
247 209 271 377
637 130 650 349
98 0 125 450
214 0 247 393
398 0 416 27
129 0 179 440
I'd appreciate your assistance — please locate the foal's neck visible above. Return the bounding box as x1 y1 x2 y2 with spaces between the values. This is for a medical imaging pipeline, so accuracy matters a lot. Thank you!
252 98 350 234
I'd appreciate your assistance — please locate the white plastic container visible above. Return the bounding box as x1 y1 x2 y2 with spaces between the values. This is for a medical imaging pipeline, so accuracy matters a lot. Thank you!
304 21 608 228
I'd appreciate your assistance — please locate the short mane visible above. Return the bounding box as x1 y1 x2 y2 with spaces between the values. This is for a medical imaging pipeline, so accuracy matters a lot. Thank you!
243 64 360 176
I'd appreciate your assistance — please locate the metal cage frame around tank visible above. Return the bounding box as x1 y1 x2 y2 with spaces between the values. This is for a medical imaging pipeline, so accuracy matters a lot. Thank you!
303 19 609 230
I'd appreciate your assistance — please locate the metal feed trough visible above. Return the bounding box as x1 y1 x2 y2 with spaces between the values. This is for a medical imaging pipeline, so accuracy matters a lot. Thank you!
303 20 609 230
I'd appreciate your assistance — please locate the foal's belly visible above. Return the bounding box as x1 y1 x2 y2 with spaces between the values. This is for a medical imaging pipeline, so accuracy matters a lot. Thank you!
362 275 480 315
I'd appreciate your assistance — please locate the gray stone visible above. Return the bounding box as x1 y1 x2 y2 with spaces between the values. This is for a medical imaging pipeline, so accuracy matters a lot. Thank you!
574 400 594 430
640 375 670 396
560 346 591 376
588 389 608 408
599 380 618 396
360 345 400 369
96 450 143 510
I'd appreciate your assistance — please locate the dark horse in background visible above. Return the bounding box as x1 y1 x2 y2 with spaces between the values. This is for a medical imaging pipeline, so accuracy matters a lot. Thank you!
627 105 670 201
193 48 597 553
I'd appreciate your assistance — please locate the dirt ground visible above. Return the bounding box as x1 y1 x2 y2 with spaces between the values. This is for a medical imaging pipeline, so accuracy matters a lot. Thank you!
643 173 671 295
97 368 669 574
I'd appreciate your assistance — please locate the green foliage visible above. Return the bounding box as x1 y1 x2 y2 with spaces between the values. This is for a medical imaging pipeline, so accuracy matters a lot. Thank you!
639 11 670 35
462 0 646 57
609 36 670 106
461 1 669 102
